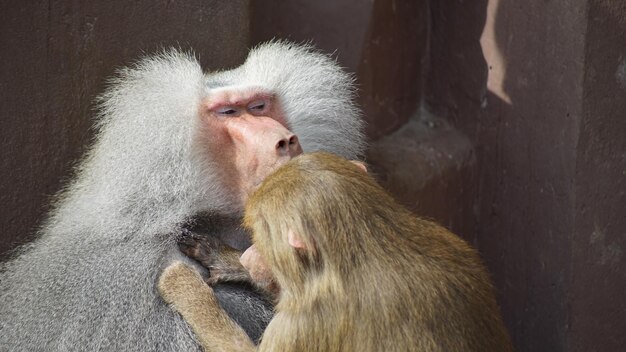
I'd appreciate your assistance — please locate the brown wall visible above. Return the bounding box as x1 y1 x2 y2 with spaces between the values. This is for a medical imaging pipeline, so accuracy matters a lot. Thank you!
474 0 587 350
0 0 250 257
251 0 429 140
460 0 626 351
569 1 626 350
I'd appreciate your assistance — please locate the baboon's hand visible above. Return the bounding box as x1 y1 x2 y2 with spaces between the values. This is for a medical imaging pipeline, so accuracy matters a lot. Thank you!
177 230 250 286
158 261 218 308
177 230 222 268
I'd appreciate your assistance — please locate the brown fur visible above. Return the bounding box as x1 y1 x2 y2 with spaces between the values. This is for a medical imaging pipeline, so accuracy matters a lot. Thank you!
160 152 513 352
159 263 255 351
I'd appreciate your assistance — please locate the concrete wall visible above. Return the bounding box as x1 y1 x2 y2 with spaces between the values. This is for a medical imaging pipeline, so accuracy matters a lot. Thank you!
0 0 250 257
251 0 429 140
473 0 625 351
569 1 626 350
476 0 587 350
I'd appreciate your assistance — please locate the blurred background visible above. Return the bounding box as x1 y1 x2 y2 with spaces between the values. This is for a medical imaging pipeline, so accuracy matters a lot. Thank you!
1 1 625 351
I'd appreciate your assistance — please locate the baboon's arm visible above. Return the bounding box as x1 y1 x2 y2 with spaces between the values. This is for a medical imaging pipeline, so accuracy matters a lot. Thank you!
159 262 256 352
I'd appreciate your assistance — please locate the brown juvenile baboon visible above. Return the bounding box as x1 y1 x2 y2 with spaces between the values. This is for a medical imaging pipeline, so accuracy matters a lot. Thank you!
159 152 513 352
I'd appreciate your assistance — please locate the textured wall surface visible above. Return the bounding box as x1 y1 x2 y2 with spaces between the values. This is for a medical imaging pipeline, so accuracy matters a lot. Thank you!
404 0 625 350
251 0 428 140
0 0 250 257
569 1 626 350
475 0 626 351
477 1 587 350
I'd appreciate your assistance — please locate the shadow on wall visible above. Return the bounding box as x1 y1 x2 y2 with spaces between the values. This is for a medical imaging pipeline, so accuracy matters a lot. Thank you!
425 0 618 351
477 0 571 351
478 0 626 352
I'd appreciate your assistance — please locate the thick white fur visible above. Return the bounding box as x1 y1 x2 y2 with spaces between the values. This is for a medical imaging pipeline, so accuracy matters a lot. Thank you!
0 42 365 351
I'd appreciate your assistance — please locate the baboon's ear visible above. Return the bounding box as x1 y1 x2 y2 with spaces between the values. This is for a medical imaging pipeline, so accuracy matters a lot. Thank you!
287 229 307 250
350 160 368 173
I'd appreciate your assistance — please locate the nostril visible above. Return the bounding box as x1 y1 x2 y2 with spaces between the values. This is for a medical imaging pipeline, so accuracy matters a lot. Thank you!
288 135 298 146
276 139 287 150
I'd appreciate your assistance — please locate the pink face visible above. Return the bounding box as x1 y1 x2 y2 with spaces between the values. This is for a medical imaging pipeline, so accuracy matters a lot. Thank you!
200 86 303 206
